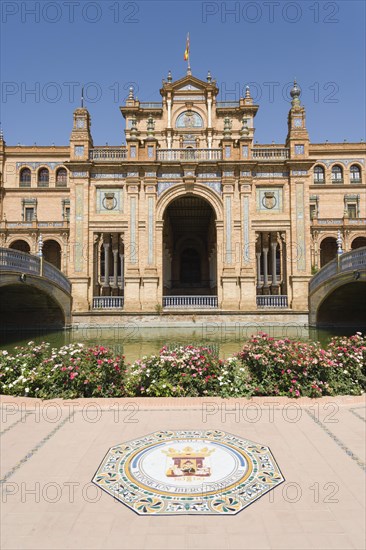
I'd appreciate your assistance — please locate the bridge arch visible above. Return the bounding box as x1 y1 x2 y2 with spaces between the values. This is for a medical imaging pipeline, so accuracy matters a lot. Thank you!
0 247 72 328
309 247 366 327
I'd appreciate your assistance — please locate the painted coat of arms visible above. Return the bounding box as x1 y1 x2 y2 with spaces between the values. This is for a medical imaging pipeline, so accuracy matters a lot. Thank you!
162 445 214 477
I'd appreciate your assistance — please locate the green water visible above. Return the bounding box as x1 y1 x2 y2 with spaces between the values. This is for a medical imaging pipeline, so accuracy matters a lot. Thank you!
0 324 362 363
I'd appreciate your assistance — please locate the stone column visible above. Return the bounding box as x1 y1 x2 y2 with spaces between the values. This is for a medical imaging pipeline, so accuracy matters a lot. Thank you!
167 99 172 128
256 252 262 293
102 236 111 295
262 247 269 294
112 248 119 295
207 98 212 127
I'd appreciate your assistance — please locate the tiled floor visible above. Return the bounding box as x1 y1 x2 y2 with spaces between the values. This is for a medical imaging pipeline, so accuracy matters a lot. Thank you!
1 395 365 549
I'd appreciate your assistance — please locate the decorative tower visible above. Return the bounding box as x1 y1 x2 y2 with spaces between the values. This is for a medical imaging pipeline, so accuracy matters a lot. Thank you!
286 79 313 310
69 107 93 161
67 101 93 311
286 79 309 158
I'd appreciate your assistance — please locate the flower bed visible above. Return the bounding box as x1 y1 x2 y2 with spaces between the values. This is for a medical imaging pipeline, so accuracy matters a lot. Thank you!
0 334 365 399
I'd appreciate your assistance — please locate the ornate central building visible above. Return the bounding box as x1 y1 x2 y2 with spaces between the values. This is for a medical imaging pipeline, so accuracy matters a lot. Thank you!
0 70 365 322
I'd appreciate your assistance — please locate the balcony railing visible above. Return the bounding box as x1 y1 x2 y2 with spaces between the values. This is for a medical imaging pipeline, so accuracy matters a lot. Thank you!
89 147 127 161
216 101 240 108
163 296 218 308
256 295 288 308
139 102 163 109
92 296 124 309
252 148 289 160
157 149 222 161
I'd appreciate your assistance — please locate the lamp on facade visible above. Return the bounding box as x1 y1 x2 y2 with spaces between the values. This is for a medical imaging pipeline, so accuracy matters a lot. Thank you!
336 230 343 256
37 234 44 257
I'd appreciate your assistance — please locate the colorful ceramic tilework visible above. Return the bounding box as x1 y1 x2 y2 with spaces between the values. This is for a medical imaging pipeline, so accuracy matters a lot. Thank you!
92 429 284 515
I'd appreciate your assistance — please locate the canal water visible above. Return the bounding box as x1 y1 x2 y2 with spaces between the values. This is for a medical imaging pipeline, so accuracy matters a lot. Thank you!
0 324 362 363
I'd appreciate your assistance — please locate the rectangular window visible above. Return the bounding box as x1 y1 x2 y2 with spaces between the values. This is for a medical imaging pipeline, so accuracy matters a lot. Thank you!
130 146 136 159
347 204 357 218
147 146 154 159
74 145 84 157
295 144 304 155
225 146 231 159
310 204 316 220
25 208 35 222
242 145 248 158
65 207 70 221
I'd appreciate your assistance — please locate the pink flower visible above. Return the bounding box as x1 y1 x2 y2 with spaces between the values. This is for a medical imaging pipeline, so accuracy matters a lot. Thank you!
70 372 78 380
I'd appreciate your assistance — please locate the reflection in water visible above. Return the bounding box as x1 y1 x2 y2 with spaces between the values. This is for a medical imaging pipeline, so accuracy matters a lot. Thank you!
0 323 363 363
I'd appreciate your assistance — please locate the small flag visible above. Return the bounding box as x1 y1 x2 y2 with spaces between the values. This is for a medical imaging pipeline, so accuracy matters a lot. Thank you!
184 33 190 61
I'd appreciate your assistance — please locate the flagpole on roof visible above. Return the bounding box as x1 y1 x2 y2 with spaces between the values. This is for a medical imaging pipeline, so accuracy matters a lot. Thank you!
187 32 191 75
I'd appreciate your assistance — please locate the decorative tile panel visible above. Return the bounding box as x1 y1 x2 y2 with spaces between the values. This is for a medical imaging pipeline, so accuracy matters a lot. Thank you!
256 188 283 213
96 188 123 213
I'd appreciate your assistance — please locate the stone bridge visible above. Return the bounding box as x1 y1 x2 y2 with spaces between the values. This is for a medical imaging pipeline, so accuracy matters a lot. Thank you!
309 246 366 327
0 247 72 328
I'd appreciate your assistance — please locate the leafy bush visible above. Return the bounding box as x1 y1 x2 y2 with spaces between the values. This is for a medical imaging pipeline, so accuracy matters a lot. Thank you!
0 334 365 399
236 332 366 397
0 342 126 398
125 345 244 398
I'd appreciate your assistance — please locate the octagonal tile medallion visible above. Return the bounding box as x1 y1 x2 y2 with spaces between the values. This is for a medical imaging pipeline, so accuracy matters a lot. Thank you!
92 430 284 515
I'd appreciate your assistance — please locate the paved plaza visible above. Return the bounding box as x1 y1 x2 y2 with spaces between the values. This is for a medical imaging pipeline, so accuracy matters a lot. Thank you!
1 395 365 549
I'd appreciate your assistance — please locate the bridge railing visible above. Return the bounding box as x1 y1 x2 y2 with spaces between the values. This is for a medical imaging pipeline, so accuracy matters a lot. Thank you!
0 247 71 294
309 246 366 294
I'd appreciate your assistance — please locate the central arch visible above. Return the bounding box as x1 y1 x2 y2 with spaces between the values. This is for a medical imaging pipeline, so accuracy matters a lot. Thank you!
162 195 217 296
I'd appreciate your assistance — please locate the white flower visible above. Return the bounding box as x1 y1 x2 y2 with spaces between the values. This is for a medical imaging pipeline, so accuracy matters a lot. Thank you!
2 350 8 356
25 387 29 393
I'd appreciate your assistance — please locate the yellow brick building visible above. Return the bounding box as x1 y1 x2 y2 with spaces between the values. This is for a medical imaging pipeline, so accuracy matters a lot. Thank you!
0 71 365 321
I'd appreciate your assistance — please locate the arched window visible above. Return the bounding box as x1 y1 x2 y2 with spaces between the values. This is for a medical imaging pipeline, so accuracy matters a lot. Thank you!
19 167 31 187
56 167 67 187
38 168 49 187
314 165 325 184
350 164 362 183
331 165 343 183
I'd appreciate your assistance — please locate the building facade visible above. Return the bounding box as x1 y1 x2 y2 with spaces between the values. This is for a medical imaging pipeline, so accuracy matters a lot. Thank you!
0 71 365 318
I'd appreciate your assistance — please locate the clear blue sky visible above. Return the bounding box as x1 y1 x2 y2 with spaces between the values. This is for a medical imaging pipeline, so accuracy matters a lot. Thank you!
1 0 365 145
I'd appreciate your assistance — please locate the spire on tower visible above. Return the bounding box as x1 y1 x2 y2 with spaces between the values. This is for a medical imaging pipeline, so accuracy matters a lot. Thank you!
290 79 301 106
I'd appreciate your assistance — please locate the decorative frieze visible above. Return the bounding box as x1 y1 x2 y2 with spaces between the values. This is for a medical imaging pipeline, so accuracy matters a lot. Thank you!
16 162 65 170
91 173 126 179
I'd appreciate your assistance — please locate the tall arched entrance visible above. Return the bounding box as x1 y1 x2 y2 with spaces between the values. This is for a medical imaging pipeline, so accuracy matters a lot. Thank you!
43 240 61 270
9 240 30 253
163 196 217 298
320 237 337 267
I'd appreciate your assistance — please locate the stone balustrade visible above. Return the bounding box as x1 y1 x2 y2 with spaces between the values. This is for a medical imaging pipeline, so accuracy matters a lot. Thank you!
163 296 218 308
252 148 289 160
89 147 127 161
157 149 222 161
256 295 288 308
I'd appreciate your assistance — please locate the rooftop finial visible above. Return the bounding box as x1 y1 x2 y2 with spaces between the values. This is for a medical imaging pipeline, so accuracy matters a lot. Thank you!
128 86 134 100
207 70 212 83
245 85 251 98
81 86 84 108
0 124 3 141
167 70 172 83
290 78 301 105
